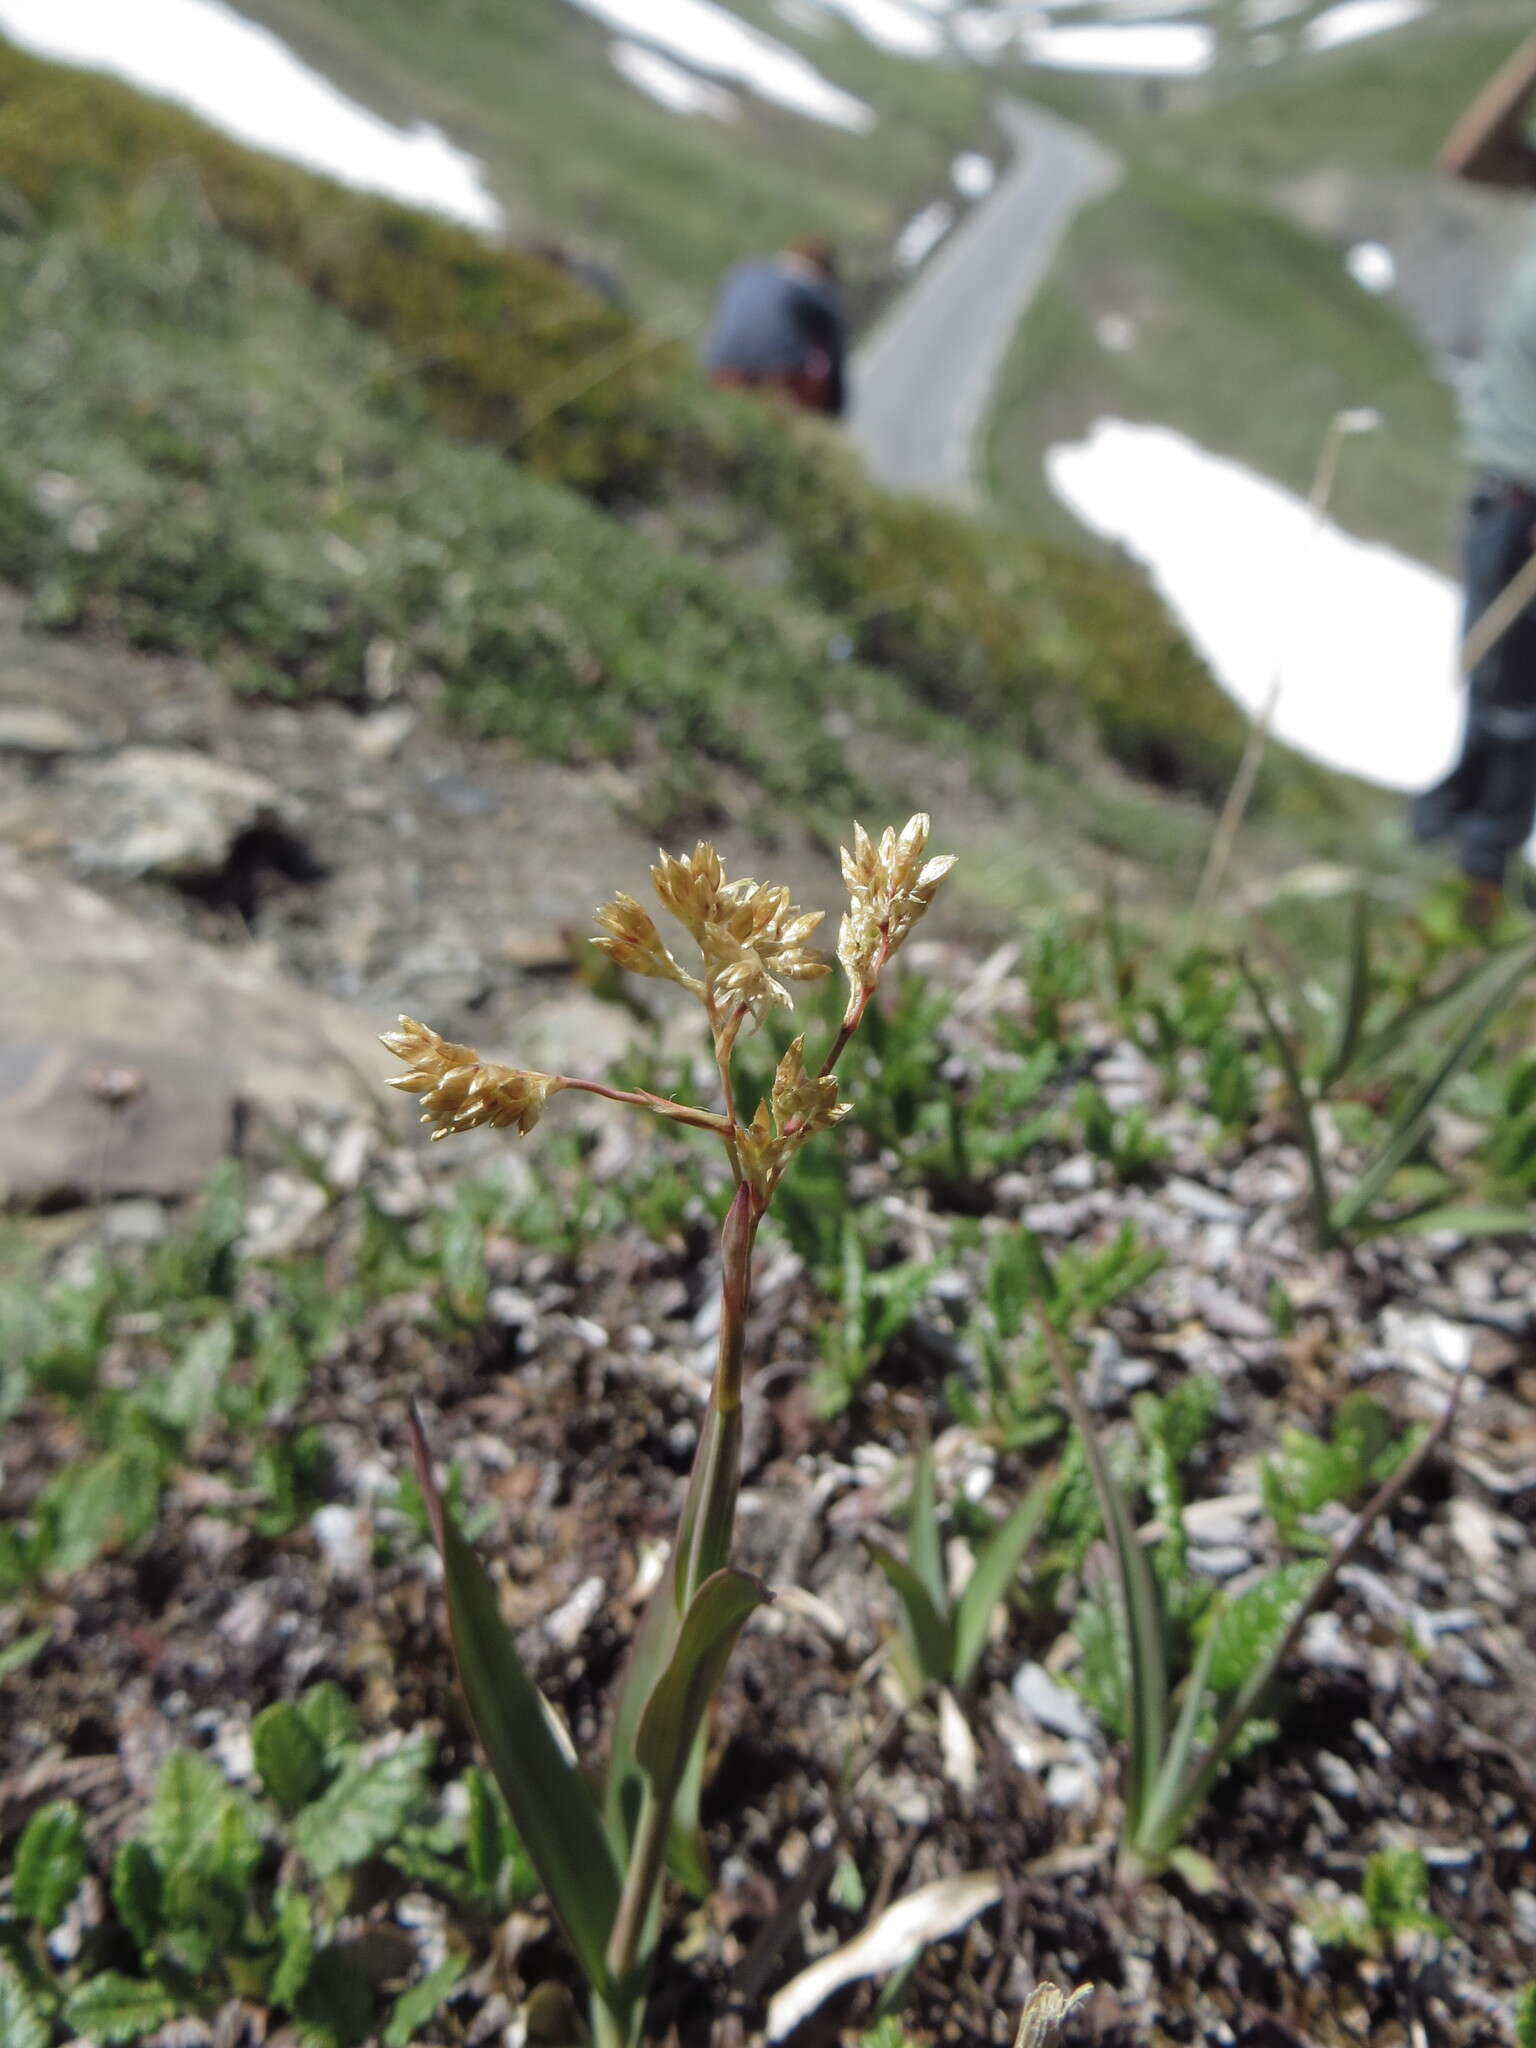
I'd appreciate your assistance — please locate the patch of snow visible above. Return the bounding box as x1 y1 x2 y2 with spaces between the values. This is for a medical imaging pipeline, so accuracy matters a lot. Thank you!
1095 312 1138 352
895 198 955 269
561 0 875 130
1019 22 1216 75
1304 0 1427 54
1045 419 1461 792
951 8 1016 58
0 0 503 230
774 0 833 32
1346 241 1397 294
810 0 947 57
611 38 741 116
952 149 995 198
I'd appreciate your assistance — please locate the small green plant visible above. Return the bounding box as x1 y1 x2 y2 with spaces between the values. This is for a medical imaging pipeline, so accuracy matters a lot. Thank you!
1311 1845 1449 1956
1040 1318 1460 1887
1202 1026 1258 1136
866 1439 1051 1698
1262 1394 1423 1553
0 1689 516 2045
1139 948 1241 1083
1241 935 1536 1246
1073 1083 1168 1185
1017 916 1092 1049
949 1224 1164 1451
382 818 952 2048
1516 1982 1536 2048
811 1218 935 1418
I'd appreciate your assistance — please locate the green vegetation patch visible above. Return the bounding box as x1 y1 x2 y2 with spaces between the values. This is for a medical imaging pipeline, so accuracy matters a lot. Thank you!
0 36 1297 814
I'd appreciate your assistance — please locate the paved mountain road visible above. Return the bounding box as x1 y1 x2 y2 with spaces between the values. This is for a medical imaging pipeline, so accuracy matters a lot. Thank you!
849 100 1120 505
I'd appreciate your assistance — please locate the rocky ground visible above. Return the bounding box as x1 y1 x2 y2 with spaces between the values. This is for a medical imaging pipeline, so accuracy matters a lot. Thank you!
4 903 1535 2043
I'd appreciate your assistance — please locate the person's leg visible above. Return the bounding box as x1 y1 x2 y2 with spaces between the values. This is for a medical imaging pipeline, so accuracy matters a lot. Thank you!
1454 480 1536 884
1411 478 1515 847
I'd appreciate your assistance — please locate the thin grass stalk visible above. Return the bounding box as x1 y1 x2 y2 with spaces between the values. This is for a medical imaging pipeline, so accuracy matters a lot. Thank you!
1193 408 1374 914
1038 1314 1167 1833
1331 936 1536 1235
1239 953 1335 1249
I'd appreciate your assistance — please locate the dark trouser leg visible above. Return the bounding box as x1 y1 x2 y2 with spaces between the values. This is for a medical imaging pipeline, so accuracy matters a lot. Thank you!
1412 479 1536 882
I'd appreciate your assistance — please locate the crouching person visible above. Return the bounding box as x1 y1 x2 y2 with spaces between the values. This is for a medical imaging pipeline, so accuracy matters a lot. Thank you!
703 238 847 419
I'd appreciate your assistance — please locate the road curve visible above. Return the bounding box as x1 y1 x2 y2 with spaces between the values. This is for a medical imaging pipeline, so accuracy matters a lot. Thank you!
849 99 1120 506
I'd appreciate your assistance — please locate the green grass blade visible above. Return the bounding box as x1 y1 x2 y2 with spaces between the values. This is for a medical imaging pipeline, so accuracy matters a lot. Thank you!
409 1406 620 1999
865 1540 955 1688
1332 937 1536 1237
952 1471 1053 1690
1319 891 1371 1094
907 1439 947 1615
608 1390 741 1865
1038 1315 1166 1832
1240 954 1334 1248
635 1568 770 1814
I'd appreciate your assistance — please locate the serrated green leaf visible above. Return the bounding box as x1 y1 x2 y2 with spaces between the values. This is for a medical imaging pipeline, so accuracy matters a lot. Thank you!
0 1961 49 2048
297 1681 360 1763
1363 1846 1430 1927
43 1439 163 1575
1207 1563 1324 1698
110 1840 163 1957
866 1540 953 1689
271 1886 316 2008
952 1473 1051 1689
62 1972 179 2043
145 1750 228 1875
382 1954 467 2048
292 1737 433 1879
13 1800 86 1929
410 1411 620 2001
253 1702 327 1813
153 1318 236 1432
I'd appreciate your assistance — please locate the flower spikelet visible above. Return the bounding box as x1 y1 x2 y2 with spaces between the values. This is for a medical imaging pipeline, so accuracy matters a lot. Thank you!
770 1034 849 1142
737 1035 850 1193
650 841 727 942
837 812 955 1020
650 845 829 1029
380 1016 563 1141
592 892 699 989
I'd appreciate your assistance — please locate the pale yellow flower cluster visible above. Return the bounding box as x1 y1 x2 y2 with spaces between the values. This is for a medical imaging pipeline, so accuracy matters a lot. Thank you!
596 841 828 1028
737 1035 851 1195
380 1016 562 1141
837 813 956 1025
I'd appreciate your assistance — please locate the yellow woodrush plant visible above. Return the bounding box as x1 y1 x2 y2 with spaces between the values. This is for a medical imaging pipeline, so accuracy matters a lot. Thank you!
382 816 953 2048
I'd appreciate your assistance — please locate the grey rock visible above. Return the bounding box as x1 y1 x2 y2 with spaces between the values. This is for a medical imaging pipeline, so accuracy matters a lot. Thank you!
0 705 92 756
68 746 302 883
1012 1660 1095 1741
0 848 385 1207
100 1197 172 1246
0 1040 234 1207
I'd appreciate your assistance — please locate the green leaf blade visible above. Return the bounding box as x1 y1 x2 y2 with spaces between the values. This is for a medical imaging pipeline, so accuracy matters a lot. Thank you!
634 1567 770 1813
866 1540 954 1689
253 1701 328 1813
292 1737 432 1879
13 1799 86 1929
62 1973 179 2044
952 1474 1052 1689
409 1407 620 1999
